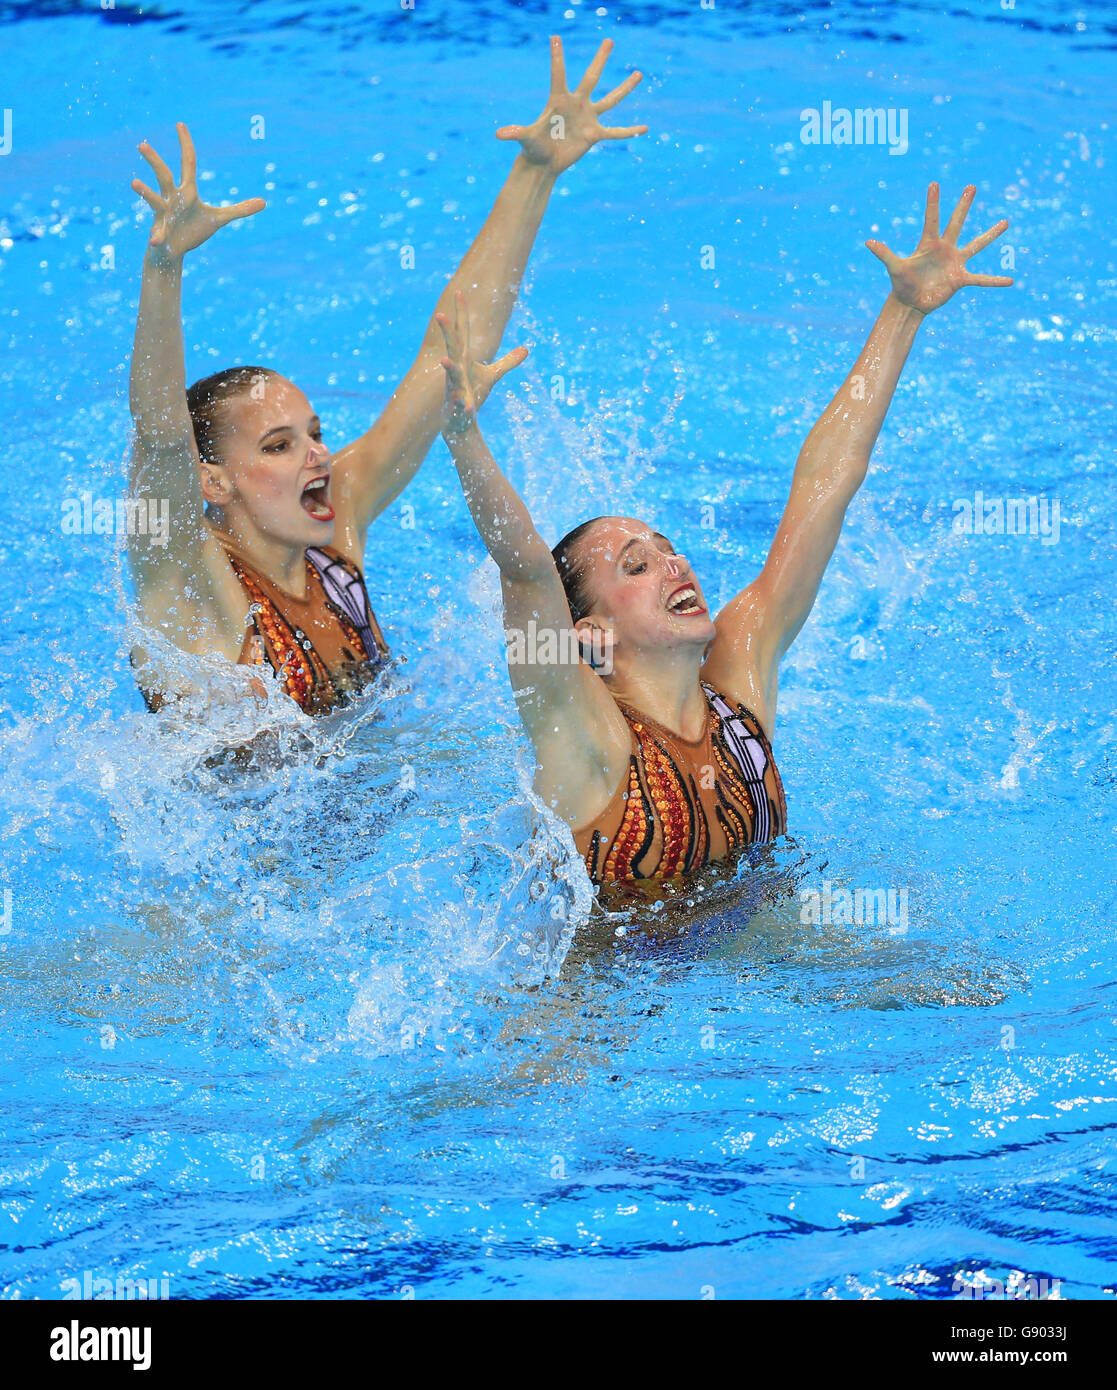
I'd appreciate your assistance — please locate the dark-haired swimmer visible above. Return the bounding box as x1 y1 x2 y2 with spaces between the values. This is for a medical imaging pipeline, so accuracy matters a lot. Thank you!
436 184 1012 897
125 38 647 715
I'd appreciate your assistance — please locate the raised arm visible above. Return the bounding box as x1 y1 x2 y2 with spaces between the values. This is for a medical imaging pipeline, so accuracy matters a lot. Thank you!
330 36 647 562
703 183 1012 732
436 293 631 826
128 123 264 598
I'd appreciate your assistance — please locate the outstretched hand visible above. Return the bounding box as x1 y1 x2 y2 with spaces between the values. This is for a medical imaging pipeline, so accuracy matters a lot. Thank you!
866 183 1012 315
436 290 528 436
496 35 647 176
132 122 265 262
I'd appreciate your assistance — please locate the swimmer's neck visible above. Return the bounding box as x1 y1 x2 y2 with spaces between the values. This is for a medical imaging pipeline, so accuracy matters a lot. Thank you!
207 514 315 598
602 648 710 741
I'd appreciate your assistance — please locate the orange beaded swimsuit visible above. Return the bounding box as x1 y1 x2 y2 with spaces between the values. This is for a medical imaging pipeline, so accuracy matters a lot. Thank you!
573 682 787 890
218 537 388 715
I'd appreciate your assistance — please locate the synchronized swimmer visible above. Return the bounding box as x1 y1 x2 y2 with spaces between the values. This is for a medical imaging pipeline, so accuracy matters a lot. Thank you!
126 37 645 714
434 183 1011 896
123 37 1012 898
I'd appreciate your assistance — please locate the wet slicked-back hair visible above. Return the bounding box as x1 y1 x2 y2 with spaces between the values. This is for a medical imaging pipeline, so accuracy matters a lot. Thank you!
551 516 610 624
186 366 278 466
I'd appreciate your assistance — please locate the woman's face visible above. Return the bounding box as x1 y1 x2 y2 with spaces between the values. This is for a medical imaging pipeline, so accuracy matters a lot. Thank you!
201 375 335 547
574 517 717 655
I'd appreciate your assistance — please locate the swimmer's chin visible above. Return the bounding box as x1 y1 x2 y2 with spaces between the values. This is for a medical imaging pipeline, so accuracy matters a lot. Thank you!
293 512 336 543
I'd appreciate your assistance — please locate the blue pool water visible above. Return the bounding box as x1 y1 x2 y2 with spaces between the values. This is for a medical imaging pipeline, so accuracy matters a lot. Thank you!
1 0 1114 1299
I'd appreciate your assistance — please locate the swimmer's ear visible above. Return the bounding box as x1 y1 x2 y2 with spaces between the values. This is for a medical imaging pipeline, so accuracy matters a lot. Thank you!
199 463 234 507
575 619 616 675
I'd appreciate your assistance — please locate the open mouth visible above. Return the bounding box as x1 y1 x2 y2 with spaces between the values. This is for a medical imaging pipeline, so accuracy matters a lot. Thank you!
300 474 335 522
666 584 706 616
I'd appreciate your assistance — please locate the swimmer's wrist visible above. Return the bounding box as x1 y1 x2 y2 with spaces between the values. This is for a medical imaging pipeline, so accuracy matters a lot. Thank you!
510 150 560 189
442 415 482 448
144 243 184 274
884 290 927 325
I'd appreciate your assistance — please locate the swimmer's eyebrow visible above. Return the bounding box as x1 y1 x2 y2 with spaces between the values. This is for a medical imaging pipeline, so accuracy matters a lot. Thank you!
258 416 320 444
618 532 674 559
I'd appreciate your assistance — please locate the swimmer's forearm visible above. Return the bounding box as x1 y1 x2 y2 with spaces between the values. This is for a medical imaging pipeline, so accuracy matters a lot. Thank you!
335 158 558 536
423 155 557 362
796 292 923 484
129 249 191 438
443 421 552 580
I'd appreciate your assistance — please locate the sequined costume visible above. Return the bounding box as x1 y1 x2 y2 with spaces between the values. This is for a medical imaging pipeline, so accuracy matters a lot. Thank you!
574 682 787 890
219 539 388 714
136 539 388 716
